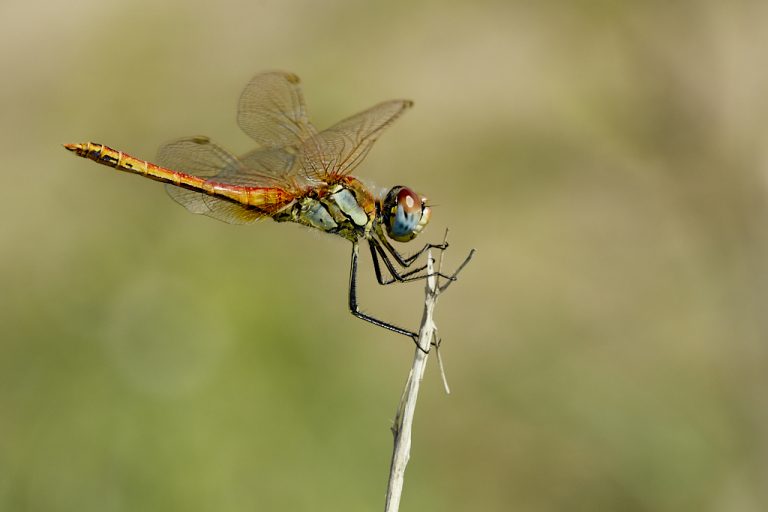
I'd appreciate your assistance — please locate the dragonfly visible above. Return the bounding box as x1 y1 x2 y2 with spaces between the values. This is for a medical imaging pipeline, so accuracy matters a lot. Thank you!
65 71 455 346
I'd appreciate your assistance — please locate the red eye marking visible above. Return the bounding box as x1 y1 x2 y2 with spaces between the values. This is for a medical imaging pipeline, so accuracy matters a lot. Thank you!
397 187 421 214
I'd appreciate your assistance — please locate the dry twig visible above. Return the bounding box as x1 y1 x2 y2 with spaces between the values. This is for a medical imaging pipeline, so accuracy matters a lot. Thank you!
384 242 475 511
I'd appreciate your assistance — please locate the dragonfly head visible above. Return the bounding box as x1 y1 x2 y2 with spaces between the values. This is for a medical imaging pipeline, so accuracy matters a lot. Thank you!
381 186 431 243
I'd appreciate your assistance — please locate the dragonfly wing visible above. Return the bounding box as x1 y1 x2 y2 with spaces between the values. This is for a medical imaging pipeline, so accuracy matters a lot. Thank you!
239 146 295 175
157 136 278 224
164 187 264 224
300 99 413 179
237 71 317 149
158 136 293 187
157 136 242 177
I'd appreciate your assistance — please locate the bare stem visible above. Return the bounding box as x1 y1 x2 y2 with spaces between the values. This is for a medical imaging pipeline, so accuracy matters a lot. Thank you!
384 252 437 512
383 243 475 511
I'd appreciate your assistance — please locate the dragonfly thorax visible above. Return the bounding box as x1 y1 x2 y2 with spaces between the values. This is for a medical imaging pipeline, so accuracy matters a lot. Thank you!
274 180 377 241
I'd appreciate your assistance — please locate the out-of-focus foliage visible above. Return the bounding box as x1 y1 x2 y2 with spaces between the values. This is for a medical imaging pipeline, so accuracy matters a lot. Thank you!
2 0 768 510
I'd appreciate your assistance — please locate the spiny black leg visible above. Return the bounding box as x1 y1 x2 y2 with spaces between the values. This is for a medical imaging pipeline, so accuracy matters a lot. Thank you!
348 242 426 352
377 232 448 267
369 239 454 284
369 240 394 285
369 240 429 285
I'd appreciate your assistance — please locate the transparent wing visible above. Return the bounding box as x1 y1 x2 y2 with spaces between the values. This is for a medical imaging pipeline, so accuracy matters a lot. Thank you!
300 99 413 179
166 190 265 225
157 136 240 178
237 71 317 149
156 136 281 224
239 146 296 176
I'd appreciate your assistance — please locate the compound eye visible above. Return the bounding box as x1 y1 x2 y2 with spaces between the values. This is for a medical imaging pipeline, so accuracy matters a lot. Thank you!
383 186 431 242
397 187 421 215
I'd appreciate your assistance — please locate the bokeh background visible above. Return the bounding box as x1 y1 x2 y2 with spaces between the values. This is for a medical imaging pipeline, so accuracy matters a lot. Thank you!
3 0 768 510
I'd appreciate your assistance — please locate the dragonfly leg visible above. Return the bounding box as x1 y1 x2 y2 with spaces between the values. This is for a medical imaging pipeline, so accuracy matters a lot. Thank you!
376 232 449 267
349 242 428 352
369 239 454 285
371 239 456 284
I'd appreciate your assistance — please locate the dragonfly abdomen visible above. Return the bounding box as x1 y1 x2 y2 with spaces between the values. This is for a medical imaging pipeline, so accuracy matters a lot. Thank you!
65 142 209 187
64 142 294 211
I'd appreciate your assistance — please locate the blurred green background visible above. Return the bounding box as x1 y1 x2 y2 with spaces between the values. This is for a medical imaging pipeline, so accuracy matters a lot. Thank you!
3 0 768 510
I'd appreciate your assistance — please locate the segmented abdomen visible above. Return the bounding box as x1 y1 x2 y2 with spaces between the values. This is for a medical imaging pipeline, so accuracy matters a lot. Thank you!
64 142 293 211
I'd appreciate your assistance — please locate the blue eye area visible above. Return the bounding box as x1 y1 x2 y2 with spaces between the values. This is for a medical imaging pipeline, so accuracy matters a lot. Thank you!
391 203 419 237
